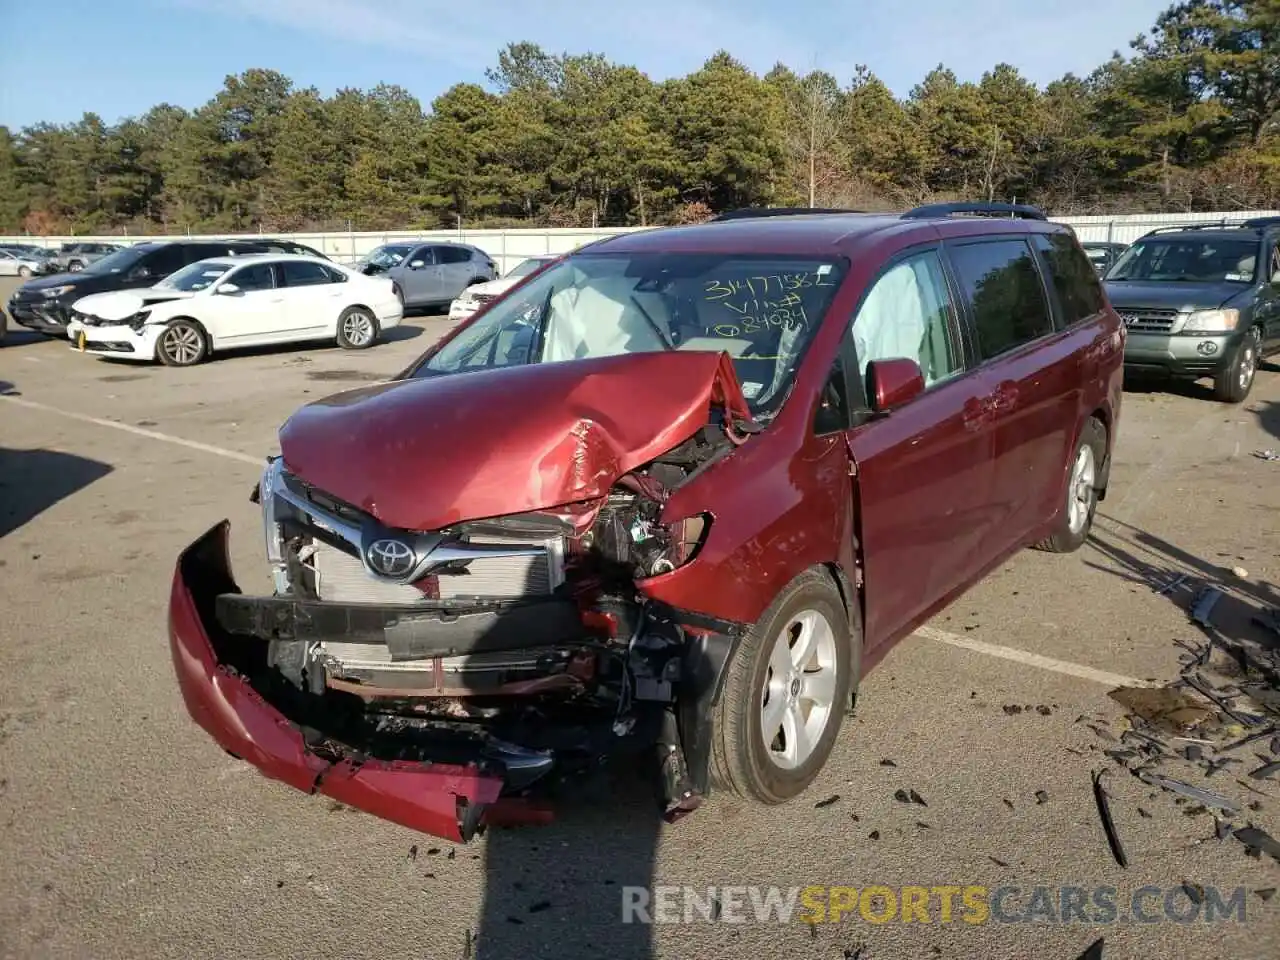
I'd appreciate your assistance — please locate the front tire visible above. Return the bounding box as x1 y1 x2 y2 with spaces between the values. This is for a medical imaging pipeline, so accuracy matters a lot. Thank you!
336 306 379 350
18 266 31 278
1036 416 1105 553
710 569 855 804
1212 326 1260 404
156 319 208 367
67 261 83 272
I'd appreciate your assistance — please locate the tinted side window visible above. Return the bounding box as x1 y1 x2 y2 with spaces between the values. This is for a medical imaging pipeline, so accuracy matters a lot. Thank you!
281 261 334 287
231 263 276 292
1034 234 1105 325
438 246 471 265
147 246 189 276
411 247 436 266
321 265 348 283
948 239 1054 360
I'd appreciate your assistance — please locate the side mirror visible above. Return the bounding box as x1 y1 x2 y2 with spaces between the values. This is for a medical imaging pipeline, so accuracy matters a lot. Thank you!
409 259 425 270
128 266 151 281
217 283 241 295
866 357 926 412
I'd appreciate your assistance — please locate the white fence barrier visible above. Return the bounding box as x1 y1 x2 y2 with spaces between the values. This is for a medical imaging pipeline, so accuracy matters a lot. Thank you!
2 211 1275 274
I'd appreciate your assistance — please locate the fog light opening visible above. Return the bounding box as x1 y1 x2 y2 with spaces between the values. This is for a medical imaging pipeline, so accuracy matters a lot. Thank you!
1196 341 1219 356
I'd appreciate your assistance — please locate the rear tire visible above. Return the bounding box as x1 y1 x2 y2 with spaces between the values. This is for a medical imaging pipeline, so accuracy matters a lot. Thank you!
336 306 379 350
1212 326 1260 404
17 266 31 278
156 319 208 367
68 261 83 272
710 569 856 804
1036 416 1106 553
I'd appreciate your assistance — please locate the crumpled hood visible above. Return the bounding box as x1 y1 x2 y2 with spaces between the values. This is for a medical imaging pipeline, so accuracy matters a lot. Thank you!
72 288 195 321
1104 280 1246 311
279 351 752 531
464 276 521 299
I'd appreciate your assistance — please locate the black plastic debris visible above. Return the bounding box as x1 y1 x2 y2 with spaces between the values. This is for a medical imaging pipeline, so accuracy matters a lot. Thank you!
1003 798 1015 810
1185 745 1203 762
814 795 841 809
1037 705 1053 716
1138 808 1153 818
894 789 911 804
1215 819 1234 840
1003 704 1024 715
1271 737 1280 757
909 789 927 806
880 759 897 767
1035 790 1050 805
1091 770 1128 868
989 856 1009 867
408 844 418 861
1249 761 1280 781
868 830 880 841
1234 826 1280 863
1089 725 1119 743
1204 757 1242 778
1256 888 1277 902
1137 771 1242 815
1190 587 1224 628
1076 936 1105 960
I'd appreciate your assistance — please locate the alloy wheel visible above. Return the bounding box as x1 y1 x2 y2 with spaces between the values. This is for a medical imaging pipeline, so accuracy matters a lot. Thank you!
759 609 839 770
161 325 202 365
342 310 375 347
1067 444 1097 535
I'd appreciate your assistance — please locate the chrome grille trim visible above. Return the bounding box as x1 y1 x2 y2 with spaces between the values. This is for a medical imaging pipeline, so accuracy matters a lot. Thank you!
1118 307 1179 333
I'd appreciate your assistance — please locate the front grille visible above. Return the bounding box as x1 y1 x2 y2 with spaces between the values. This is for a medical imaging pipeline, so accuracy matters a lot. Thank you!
471 292 496 304
1117 307 1178 333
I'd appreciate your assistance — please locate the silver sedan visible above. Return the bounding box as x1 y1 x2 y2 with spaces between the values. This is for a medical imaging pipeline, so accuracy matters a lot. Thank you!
0 248 47 278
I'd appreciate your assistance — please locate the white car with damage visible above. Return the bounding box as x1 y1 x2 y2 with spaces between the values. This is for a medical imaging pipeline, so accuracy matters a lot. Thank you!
448 255 557 321
65 254 403 366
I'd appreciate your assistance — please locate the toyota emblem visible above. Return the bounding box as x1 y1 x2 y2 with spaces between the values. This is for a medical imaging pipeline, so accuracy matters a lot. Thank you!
366 538 415 578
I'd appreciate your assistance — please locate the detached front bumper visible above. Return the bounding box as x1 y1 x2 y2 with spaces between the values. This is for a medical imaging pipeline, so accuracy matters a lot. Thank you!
67 321 155 360
7 299 72 336
168 521 506 842
448 299 480 322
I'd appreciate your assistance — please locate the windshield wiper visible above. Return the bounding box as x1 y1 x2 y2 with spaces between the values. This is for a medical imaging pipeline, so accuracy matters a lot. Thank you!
629 296 673 350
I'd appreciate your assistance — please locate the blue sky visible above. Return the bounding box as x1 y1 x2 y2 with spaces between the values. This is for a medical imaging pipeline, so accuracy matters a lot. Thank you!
1 0 1173 129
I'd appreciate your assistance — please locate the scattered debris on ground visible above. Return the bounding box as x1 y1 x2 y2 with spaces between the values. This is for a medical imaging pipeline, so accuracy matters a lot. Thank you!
1253 449 1279 462
1084 577 1280 869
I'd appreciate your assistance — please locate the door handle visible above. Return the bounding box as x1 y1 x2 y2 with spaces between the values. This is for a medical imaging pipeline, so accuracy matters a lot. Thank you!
989 382 1019 413
962 396 991 430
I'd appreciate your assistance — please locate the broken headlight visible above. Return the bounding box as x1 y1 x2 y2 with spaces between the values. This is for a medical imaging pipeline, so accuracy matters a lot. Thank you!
125 309 152 332
588 510 712 578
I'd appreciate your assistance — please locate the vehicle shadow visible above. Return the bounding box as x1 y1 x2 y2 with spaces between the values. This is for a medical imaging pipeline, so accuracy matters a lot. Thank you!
1121 373 1216 402
0 447 114 538
475 768 661 959
1084 514 1279 646
1255 398 1280 443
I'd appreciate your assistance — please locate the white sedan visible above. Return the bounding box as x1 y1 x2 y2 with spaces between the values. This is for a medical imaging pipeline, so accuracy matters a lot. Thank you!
65 254 403 366
448 255 556 321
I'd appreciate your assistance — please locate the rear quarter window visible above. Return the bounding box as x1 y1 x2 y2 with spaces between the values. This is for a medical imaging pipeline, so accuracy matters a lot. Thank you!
1034 234 1105 325
948 238 1055 361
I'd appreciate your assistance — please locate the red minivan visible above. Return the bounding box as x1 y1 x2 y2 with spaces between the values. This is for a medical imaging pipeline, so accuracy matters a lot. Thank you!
168 203 1124 841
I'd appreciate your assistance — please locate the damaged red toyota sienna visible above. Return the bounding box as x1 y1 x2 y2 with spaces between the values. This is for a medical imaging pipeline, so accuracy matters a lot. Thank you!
168 203 1123 842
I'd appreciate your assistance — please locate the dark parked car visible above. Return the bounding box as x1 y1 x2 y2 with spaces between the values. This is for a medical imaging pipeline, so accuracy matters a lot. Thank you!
1081 241 1128 276
7 239 326 337
168 202 1123 842
1105 218 1280 403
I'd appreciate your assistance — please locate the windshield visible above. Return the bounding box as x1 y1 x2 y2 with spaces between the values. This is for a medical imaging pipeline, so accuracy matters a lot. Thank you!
155 260 232 291
82 246 150 274
408 253 846 414
1105 237 1259 283
365 244 413 268
508 258 550 278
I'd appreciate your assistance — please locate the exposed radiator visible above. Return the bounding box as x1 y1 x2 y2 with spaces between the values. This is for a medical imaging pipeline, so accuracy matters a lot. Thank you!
310 536 559 603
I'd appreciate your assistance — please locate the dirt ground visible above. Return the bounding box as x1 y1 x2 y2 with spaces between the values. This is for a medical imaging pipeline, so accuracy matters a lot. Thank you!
2 273 1279 960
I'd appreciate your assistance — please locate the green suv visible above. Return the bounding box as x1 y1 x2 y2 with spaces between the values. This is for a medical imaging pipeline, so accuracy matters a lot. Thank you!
1104 217 1280 403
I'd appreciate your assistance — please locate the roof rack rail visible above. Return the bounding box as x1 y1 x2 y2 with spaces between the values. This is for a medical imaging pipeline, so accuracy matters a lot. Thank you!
1242 215 1280 230
709 207 864 222
1140 221 1253 236
901 201 1047 221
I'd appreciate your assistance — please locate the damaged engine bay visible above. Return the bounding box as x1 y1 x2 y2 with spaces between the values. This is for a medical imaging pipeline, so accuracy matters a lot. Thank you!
211 422 744 833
